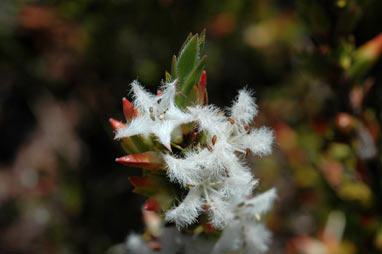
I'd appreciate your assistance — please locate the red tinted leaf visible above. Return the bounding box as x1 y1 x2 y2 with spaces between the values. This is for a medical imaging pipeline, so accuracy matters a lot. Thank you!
122 97 138 121
116 151 164 170
109 118 125 131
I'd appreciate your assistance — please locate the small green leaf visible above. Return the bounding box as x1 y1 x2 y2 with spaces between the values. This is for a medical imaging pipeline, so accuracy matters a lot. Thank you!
121 135 154 154
120 138 140 154
165 71 171 83
176 34 198 85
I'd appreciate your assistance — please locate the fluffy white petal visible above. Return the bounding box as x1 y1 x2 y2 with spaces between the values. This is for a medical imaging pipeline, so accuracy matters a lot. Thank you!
206 192 234 229
157 80 177 112
237 188 277 220
188 105 229 136
164 153 204 186
234 127 274 156
230 89 258 128
244 223 271 253
115 115 152 139
130 81 156 113
211 220 243 253
165 187 204 228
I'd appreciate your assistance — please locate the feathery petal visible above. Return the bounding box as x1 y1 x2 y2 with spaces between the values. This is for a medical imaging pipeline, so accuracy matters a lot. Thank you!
130 81 156 113
165 187 204 228
234 127 274 156
230 89 258 128
244 223 271 253
237 188 277 220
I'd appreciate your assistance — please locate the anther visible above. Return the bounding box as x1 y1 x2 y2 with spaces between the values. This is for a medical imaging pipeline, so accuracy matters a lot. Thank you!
206 145 213 152
149 107 154 113
157 98 162 104
212 135 217 145
228 118 235 125
255 214 261 221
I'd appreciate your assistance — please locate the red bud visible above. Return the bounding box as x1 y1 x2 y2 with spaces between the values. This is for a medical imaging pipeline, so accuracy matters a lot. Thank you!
109 118 125 131
144 198 161 212
116 151 164 170
198 71 208 105
122 97 138 121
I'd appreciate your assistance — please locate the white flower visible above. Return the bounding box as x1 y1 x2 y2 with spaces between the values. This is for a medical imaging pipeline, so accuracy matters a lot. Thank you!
212 188 277 254
163 88 275 229
115 80 194 150
118 82 276 253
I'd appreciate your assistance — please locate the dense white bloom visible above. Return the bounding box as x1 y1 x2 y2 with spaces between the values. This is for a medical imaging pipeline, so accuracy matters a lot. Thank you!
163 88 274 229
116 82 276 252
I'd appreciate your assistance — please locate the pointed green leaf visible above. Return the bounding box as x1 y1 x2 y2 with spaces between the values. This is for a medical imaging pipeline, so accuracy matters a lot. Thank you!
176 34 198 85
182 55 207 95
178 32 193 56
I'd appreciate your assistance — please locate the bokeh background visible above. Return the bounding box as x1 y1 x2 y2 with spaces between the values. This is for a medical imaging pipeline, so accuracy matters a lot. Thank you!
0 0 381 253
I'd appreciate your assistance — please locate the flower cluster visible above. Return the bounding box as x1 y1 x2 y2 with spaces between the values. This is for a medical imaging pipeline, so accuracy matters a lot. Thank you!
115 80 276 232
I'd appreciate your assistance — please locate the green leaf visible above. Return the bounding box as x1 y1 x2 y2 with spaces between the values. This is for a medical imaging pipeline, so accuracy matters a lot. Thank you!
165 71 171 83
175 56 207 108
121 135 154 154
178 32 193 56
176 34 198 85
182 55 207 95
